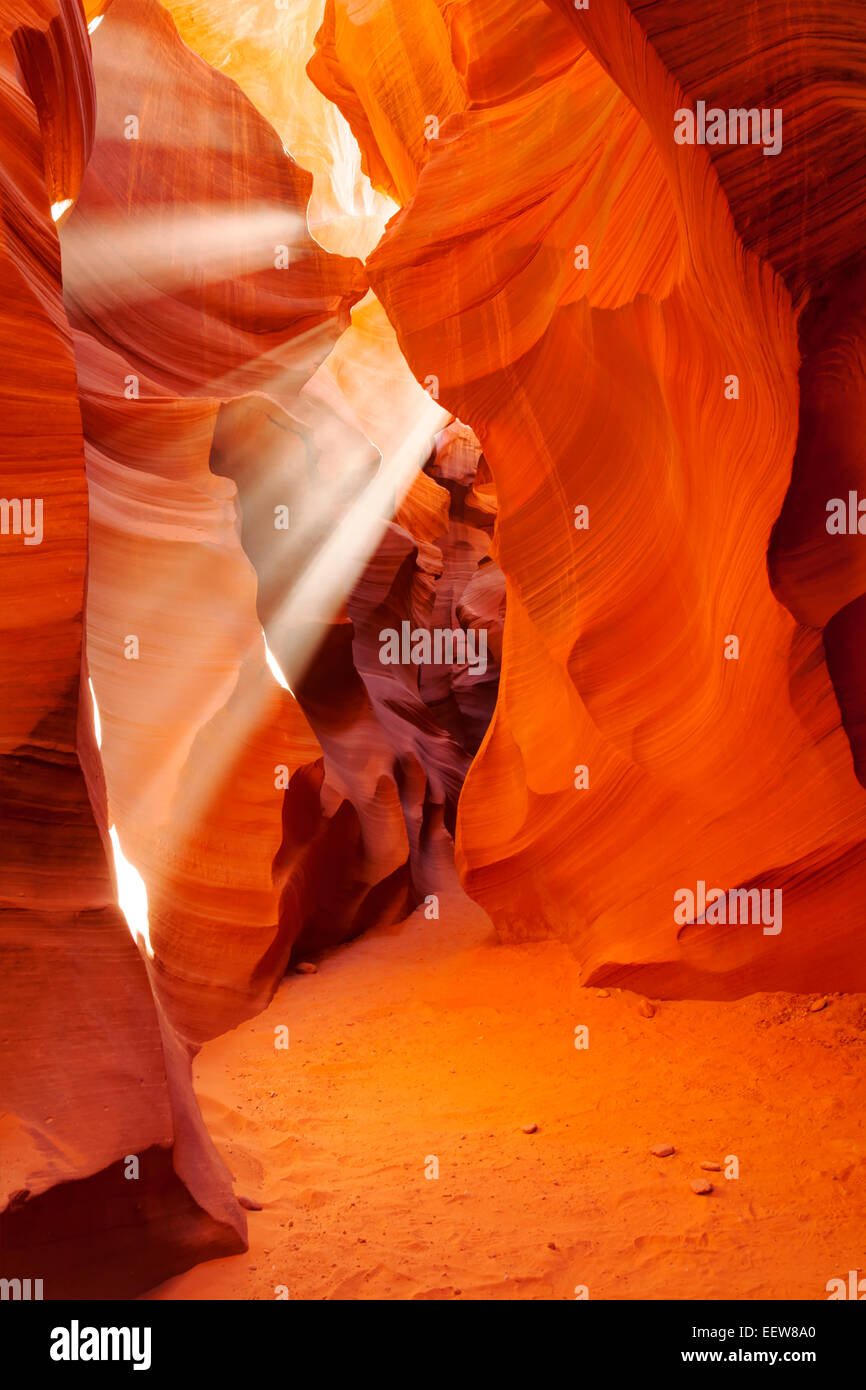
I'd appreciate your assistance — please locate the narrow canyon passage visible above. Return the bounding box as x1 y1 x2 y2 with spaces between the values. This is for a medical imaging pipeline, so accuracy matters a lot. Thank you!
4 0 866 1322
146 871 866 1302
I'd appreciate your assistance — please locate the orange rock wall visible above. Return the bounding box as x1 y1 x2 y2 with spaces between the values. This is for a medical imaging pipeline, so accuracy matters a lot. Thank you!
5 0 866 1301
316 0 866 995
0 0 245 1298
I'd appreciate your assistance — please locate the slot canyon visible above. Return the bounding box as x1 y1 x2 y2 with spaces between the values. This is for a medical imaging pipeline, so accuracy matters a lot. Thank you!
1 0 865 1307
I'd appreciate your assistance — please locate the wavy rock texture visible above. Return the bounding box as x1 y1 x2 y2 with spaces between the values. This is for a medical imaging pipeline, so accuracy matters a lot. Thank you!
547 0 866 296
345 421 502 834
212 403 501 956
768 263 866 784
78 337 331 1045
2 0 471 1298
546 0 866 804
0 0 245 1299
7 0 865 1302
310 0 866 995
64 0 409 1045
411 423 502 756
161 0 396 257
64 0 483 1050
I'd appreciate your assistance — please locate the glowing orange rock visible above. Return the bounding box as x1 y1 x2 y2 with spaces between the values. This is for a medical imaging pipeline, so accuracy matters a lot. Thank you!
64 0 481 1045
0 0 244 1298
347 0 866 995
551 1 866 797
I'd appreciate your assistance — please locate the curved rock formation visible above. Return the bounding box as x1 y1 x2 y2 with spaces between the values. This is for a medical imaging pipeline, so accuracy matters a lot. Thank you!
162 0 396 257
336 0 866 995
2 0 472 1299
64 0 483 1044
546 0 866 805
0 0 245 1299
7 0 866 1304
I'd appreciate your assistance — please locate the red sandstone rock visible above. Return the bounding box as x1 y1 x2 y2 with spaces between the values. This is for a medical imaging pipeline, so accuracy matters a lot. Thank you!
7 0 866 1304
0 0 245 1299
351 0 866 998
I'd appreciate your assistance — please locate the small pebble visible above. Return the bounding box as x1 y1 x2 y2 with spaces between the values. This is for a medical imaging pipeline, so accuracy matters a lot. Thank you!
295 962 317 974
700 1162 721 1171
522 1123 538 1134
596 989 610 998
809 997 829 1013
547 1241 557 1250
238 1195 262 1211
638 999 656 1018
690 1179 713 1195
651 1144 675 1157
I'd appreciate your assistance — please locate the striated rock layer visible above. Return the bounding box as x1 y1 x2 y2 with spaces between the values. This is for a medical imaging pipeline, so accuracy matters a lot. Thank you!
306 0 866 996
7 0 866 1302
0 0 245 1299
66 0 369 1044
547 0 866 811
3 0 477 1298
67 0 479 1045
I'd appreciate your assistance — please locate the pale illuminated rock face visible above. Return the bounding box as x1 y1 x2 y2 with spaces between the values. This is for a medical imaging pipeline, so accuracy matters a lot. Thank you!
2 0 865 1298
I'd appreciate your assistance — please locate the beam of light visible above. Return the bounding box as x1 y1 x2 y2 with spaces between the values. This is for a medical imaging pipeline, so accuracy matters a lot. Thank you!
265 390 448 690
87 14 104 33
88 677 102 748
163 0 396 259
60 205 307 298
304 112 399 258
132 386 446 844
108 827 153 959
263 630 293 694
88 672 153 957
73 22 447 891
50 199 73 222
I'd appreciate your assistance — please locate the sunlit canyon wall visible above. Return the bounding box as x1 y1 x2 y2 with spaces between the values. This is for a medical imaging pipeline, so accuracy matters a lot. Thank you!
1 0 864 1295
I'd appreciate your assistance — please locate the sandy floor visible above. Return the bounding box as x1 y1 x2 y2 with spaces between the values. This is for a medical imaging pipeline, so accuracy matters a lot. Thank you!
146 881 866 1301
